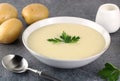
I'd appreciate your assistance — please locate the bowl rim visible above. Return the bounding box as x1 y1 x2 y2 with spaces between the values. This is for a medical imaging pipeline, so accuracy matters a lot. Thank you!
22 16 111 62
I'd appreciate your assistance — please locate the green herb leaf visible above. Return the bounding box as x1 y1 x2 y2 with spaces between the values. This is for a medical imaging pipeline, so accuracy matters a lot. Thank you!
47 38 62 43
98 63 120 81
47 31 80 43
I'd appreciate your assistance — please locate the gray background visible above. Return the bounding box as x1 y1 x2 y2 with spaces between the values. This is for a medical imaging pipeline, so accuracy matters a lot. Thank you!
0 0 120 81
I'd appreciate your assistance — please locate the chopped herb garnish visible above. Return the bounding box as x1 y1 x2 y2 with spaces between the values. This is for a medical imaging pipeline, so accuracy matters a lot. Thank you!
47 31 80 43
98 63 120 81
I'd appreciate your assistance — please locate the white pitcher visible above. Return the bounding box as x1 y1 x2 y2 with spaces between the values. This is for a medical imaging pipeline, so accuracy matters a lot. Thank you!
95 3 120 33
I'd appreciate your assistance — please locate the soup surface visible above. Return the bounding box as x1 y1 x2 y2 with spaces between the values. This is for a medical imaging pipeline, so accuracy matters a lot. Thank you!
28 23 105 60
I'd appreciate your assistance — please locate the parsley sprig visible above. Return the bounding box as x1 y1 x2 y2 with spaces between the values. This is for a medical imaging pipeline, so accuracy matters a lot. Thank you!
47 31 80 43
98 63 120 81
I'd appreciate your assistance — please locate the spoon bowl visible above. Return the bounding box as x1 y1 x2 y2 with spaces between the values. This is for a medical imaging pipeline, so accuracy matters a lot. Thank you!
2 54 28 73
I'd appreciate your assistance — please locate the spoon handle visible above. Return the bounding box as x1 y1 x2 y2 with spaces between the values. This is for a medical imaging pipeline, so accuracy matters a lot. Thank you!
27 68 61 81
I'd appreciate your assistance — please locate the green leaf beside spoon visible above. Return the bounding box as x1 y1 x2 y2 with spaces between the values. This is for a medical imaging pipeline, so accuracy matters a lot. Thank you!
98 63 120 81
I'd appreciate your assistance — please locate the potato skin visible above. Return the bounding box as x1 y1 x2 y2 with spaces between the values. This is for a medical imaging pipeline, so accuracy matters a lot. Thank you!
0 18 23 44
0 3 18 24
22 3 49 25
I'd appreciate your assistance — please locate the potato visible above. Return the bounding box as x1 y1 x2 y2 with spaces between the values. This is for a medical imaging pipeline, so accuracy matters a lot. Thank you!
22 3 49 25
0 18 23 44
0 3 18 24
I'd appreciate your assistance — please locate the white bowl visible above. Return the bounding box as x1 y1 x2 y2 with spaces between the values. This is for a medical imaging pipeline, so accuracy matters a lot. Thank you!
22 17 111 69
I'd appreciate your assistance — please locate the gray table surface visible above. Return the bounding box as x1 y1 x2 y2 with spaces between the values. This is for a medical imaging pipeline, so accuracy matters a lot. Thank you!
0 0 120 81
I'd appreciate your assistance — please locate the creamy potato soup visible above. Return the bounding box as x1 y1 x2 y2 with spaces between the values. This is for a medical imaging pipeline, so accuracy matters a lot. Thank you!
28 23 105 60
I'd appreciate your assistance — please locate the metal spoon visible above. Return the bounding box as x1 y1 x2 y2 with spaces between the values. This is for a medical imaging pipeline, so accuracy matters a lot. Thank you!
1 54 61 81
